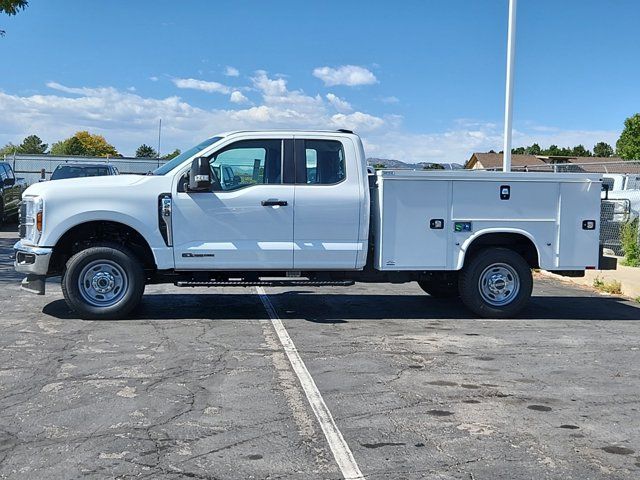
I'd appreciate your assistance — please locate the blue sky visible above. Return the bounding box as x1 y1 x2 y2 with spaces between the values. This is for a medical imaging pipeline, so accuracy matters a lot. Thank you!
1 0 638 162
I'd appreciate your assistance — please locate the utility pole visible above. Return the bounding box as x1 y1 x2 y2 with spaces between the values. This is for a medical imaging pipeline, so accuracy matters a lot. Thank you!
157 118 162 167
503 0 517 172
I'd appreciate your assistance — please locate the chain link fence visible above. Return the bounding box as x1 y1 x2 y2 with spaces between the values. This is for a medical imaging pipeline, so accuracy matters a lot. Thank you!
3 153 165 186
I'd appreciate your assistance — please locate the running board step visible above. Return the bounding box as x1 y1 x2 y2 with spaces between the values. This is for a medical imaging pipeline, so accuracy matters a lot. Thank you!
175 280 355 288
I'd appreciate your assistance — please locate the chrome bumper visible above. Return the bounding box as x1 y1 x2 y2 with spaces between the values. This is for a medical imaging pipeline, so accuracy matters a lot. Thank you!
14 240 53 295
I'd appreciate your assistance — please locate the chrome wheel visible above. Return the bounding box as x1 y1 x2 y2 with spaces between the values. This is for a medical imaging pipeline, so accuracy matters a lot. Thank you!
78 260 128 307
478 263 520 306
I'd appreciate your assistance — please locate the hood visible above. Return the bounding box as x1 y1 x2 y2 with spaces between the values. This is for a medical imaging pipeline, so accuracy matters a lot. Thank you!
23 174 167 198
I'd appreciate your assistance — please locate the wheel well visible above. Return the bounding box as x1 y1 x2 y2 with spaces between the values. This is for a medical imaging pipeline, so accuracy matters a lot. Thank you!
50 221 156 274
464 233 539 268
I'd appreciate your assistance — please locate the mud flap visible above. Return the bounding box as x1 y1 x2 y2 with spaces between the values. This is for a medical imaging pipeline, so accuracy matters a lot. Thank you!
21 275 46 295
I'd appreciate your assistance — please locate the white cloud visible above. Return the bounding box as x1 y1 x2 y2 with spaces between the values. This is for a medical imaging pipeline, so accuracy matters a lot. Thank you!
149 76 159 82
325 93 352 113
313 65 378 87
381 96 399 104
172 78 231 94
224 66 240 77
0 79 615 163
230 91 249 104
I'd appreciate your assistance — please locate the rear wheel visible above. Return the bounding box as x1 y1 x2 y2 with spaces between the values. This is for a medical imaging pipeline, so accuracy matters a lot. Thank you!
62 244 145 319
459 247 532 318
417 279 459 298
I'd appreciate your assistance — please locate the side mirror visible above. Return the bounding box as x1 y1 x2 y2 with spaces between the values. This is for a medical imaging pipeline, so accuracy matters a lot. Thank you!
3 177 15 187
188 157 212 192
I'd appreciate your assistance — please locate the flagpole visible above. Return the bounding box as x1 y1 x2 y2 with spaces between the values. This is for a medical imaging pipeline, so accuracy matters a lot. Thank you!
503 0 517 172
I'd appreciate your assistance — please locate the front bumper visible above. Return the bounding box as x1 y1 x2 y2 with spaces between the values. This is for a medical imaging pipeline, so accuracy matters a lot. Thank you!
14 240 53 295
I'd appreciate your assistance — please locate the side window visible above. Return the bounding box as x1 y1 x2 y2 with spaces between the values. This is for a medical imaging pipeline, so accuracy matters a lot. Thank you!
3 164 14 180
210 139 282 191
301 140 345 185
0 165 7 181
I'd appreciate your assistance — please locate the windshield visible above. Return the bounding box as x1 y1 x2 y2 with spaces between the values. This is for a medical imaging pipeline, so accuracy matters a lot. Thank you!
152 136 223 175
51 165 111 180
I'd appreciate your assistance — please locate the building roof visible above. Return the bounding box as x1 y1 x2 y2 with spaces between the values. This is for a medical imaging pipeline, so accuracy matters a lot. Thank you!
468 153 639 174
466 152 547 170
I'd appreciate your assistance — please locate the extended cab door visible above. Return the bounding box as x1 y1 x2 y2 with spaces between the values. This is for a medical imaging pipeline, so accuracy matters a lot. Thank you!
171 137 295 270
292 137 365 269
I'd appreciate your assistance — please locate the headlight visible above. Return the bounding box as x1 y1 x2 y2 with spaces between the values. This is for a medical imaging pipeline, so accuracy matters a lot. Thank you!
21 196 44 245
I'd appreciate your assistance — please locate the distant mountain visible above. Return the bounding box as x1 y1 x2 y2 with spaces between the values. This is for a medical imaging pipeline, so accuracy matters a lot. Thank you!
367 158 464 170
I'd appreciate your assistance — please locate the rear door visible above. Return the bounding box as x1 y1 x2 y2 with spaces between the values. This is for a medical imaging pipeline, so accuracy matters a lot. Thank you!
292 137 364 269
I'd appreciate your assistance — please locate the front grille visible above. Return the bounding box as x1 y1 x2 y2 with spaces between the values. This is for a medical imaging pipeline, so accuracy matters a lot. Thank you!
19 202 27 238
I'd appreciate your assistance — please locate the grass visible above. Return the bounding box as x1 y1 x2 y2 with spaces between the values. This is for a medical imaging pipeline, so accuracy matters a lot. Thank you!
593 276 623 295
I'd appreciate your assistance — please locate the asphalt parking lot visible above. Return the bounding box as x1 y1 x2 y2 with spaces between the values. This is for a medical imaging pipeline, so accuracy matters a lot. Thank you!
1 225 640 480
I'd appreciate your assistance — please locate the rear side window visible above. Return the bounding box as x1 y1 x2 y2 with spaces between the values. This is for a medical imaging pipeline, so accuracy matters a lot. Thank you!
297 140 345 185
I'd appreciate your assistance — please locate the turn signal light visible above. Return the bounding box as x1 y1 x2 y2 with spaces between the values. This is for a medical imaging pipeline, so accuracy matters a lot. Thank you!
36 211 43 231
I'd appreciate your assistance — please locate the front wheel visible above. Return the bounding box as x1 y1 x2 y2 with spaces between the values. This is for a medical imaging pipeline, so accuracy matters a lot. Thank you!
459 247 532 318
62 244 145 319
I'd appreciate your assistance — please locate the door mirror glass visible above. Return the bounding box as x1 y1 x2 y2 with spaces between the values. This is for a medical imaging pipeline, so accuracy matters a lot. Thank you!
188 157 212 192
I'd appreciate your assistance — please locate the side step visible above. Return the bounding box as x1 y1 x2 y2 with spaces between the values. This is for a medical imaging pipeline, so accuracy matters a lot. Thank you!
175 280 355 288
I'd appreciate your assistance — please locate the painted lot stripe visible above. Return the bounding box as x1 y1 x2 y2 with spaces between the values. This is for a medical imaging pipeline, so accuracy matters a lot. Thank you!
256 286 365 480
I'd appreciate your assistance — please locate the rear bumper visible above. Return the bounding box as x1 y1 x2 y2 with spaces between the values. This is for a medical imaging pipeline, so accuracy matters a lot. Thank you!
13 240 52 295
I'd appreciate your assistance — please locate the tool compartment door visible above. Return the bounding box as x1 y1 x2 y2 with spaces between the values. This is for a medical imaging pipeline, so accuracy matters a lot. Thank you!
376 178 450 270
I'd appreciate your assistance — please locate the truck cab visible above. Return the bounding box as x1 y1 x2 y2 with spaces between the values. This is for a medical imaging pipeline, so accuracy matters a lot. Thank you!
14 130 613 320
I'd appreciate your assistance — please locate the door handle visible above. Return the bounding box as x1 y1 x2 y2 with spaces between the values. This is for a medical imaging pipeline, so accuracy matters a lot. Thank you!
261 199 288 206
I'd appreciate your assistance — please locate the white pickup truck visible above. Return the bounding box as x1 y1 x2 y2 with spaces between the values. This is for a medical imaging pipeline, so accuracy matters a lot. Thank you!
14 130 614 319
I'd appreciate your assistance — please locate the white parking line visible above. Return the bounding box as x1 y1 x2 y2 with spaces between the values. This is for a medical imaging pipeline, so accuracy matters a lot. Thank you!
256 286 365 480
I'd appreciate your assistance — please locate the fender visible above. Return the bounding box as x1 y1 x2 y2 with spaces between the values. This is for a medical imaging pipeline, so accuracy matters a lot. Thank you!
43 211 174 270
454 227 544 270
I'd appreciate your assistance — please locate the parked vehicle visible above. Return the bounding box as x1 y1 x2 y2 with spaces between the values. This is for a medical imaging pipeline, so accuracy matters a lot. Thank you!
601 173 640 255
0 162 28 224
50 162 119 181
14 130 614 319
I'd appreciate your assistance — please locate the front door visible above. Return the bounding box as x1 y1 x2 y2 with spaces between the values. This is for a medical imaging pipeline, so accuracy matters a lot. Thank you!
172 138 294 270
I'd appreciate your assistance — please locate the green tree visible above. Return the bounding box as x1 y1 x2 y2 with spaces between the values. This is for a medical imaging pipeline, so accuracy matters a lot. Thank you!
511 147 526 154
593 142 614 158
1 0 28 36
571 144 591 157
422 163 444 170
525 143 541 155
50 131 119 157
135 144 158 158
50 136 88 156
162 148 181 160
73 131 119 156
616 114 640 160
372 162 386 170
0 142 18 156
17 134 47 154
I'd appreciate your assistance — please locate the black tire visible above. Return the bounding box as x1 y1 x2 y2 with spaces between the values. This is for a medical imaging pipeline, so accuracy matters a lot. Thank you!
459 247 532 318
0 200 5 225
417 279 459 298
62 243 145 320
